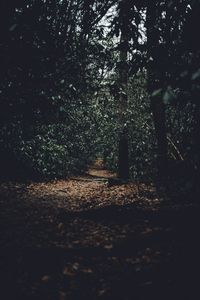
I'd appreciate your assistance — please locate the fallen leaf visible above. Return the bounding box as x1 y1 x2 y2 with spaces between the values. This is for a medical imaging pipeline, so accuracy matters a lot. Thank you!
41 275 51 283
63 267 75 276
58 222 64 230
104 244 113 250
82 268 93 274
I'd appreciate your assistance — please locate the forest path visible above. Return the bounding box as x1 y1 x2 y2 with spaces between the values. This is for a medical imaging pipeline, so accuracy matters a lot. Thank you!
85 159 116 179
0 161 200 299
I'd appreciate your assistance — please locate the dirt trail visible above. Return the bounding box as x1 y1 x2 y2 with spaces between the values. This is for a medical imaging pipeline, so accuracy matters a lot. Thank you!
86 159 116 179
0 161 200 299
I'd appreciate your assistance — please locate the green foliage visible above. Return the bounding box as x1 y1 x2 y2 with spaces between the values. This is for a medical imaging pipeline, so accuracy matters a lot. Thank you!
0 0 109 180
94 73 157 181
0 0 200 189
128 76 156 180
0 102 97 179
17 122 95 178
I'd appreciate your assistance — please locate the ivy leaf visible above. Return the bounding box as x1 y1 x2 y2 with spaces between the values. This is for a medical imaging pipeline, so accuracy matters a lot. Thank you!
163 88 176 104
152 89 162 98
9 24 17 31
59 106 65 112
192 69 200 81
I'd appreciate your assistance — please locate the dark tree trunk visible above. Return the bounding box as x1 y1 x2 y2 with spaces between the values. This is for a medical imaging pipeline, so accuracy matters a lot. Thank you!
118 130 129 180
117 0 129 180
146 0 168 179
188 3 200 190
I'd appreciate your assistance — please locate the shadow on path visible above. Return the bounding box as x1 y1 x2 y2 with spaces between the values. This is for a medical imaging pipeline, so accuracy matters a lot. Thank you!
0 163 200 299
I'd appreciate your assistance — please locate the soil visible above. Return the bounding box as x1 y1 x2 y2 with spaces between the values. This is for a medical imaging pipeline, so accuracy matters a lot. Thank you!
0 160 200 300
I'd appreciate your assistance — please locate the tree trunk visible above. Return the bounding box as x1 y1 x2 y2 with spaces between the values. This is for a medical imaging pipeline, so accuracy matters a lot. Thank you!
189 3 200 191
146 0 168 179
117 0 129 180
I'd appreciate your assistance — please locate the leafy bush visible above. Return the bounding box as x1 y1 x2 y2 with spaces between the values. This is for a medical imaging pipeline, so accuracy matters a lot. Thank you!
95 73 157 181
0 102 97 180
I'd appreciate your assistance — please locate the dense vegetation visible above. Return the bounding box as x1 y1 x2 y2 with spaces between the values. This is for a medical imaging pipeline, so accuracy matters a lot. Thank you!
0 0 200 194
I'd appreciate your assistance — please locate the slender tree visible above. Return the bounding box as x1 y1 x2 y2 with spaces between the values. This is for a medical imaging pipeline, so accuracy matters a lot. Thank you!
146 0 168 179
184 1 200 186
117 0 130 180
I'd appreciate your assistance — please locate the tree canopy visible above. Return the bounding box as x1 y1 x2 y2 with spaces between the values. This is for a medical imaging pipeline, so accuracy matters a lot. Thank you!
0 0 199 196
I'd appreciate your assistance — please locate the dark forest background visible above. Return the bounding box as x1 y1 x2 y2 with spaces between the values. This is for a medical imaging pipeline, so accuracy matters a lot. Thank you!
0 0 200 197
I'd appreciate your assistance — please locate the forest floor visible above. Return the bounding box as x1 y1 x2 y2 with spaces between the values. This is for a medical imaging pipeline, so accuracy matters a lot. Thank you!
0 160 200 300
